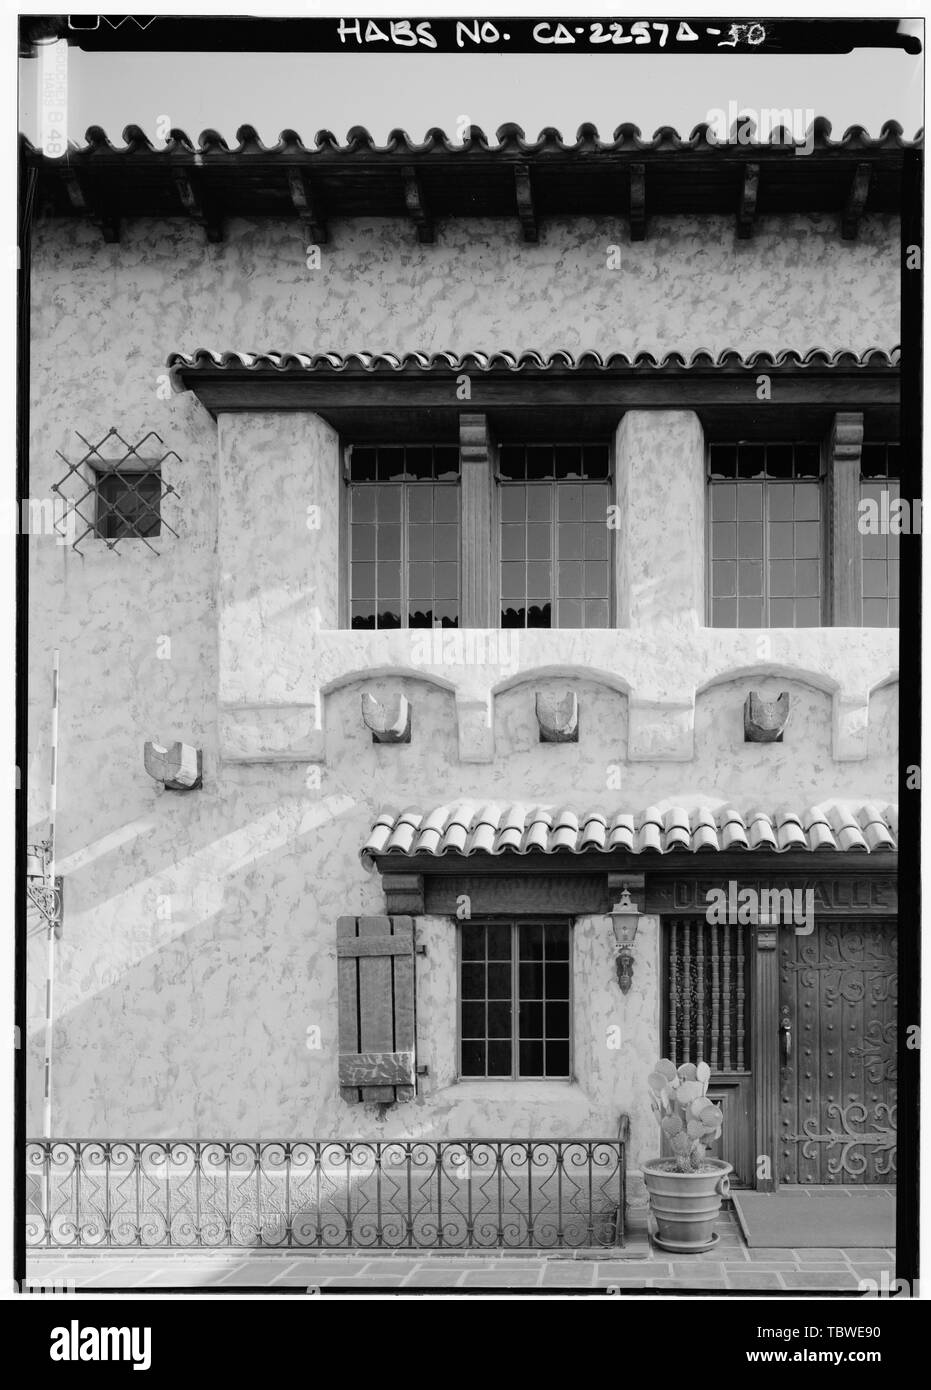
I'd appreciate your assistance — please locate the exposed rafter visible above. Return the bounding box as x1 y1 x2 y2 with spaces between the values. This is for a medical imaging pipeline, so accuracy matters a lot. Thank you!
842 162 872 240
287 168 327 244
401 165 434 243
514 165 537 242
172 168 223 243
62 169 120 243
23 121 916 240
737 162 759 239
629 163 646 241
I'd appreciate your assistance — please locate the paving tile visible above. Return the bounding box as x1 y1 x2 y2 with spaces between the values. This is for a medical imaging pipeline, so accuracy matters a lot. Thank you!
539 1267 597 1285
650 1278 734 1289
592 1276 652 1287
402 1270 467 1287
597 1262 672 1278
724 1272 785 1289
268 1261 366 1276
671 1262 726 1277
780 1271 861 1290
409 1261 496 1272
793 1248 849 1262
460 1271 543 1286
326 1275 409 1286
843 1249 896 1261
355 1261 423 1276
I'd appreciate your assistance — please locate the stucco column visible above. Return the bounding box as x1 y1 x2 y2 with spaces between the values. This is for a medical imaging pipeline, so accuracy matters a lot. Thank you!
217 411 340 760
614 410 705 629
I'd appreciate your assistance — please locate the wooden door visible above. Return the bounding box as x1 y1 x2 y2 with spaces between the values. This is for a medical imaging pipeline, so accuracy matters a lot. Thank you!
778 919 897 1184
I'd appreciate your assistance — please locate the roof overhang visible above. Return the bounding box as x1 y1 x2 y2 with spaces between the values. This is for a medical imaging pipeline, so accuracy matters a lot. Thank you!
168 348 901 422
22 119 919 245
361 803 898 916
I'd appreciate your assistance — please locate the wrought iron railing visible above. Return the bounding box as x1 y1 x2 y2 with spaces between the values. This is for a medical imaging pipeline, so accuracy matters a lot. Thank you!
27 1138 626 1250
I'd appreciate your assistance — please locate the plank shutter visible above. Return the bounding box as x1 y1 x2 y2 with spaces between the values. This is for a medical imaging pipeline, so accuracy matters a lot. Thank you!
337 915 416 1104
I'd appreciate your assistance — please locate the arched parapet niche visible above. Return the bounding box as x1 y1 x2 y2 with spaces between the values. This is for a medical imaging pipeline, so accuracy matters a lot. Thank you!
219 665 459 767
492 664 694 765
492 667 631 785
695 659 876 765
322 668 461 795
867 671 899 765
694 667 838 801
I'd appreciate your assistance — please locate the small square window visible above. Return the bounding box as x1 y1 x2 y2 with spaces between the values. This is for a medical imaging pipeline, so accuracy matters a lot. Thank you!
96 468 162 539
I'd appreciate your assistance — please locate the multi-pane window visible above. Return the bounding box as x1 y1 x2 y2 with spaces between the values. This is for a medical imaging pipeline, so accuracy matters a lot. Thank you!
460 921 571 1079
348 444 460 629
499 444 611 628
95 467 161 539
860 442 901 627
708 442 822 627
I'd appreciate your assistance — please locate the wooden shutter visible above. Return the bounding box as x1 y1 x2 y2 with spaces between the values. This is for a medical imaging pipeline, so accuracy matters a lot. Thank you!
337 915 416 1104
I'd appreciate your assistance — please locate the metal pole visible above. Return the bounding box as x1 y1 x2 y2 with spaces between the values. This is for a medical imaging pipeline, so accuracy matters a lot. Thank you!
42 650 59 1141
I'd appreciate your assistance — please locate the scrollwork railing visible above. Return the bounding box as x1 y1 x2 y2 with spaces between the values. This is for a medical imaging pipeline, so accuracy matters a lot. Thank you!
27 1138 626 1250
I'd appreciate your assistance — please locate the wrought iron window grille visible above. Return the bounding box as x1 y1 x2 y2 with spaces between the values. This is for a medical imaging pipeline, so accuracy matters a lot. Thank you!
52 428 181 556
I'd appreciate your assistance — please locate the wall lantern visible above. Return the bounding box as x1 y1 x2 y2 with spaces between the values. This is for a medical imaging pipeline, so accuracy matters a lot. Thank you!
609 887 640 994
26 840 63 938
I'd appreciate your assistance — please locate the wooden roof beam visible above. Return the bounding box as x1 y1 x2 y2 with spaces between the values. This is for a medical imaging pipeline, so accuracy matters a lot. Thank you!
737 162 759 239
514 165 538 243
61 168 120 243
629 163 646 241
842 162 871 240
173 168 223 243
402 166 434 244
288 169 328 244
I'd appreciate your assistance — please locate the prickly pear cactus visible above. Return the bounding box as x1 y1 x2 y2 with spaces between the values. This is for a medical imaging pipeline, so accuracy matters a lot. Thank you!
648 1058 724 1172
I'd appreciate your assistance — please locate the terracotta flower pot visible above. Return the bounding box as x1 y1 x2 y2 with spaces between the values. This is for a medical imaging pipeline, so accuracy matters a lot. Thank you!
642 1157 733 1253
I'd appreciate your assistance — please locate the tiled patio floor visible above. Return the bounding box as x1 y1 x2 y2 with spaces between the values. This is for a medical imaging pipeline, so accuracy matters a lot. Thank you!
27 1206 896 1293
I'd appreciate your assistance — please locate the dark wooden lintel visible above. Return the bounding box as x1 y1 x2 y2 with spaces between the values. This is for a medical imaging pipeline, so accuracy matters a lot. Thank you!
514 165 537 242
287 168 327 244
183 369 900 417
401 166 434 244
738 162 759 240
629 163 646 241
380 850 896 880
842 162 871 240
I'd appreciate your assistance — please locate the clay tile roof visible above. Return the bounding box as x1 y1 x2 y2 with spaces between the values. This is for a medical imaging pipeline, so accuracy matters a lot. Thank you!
23 119 922 161
361 801 897 869
167 346 901 378
23 120 920 230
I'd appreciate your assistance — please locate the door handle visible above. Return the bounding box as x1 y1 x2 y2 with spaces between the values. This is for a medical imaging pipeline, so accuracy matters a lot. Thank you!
780 1009 792 1064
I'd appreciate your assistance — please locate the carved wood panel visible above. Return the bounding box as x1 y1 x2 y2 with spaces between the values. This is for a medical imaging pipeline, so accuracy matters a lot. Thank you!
779 919 897 1184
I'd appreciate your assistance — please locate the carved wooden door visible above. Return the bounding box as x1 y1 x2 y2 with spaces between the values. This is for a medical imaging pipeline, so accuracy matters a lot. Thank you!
778 920 897 1184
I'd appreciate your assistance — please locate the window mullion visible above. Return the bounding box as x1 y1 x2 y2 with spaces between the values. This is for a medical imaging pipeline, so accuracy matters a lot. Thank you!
762 485 770 626
550 483 557 628
400 483 409 630
512 921 519 1080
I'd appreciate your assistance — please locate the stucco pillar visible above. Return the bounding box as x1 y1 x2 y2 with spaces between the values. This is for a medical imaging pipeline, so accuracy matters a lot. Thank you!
614 410 705 629
217 412 340 760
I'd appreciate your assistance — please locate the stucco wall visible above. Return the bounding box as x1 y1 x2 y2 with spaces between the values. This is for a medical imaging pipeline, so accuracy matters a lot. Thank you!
27 211 899 1182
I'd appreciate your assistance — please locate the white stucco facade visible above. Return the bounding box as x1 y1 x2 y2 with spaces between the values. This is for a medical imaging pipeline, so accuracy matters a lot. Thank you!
27 210 898 1187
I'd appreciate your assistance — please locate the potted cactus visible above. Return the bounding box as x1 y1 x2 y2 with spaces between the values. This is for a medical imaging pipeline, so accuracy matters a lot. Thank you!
643 1058 732 1252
